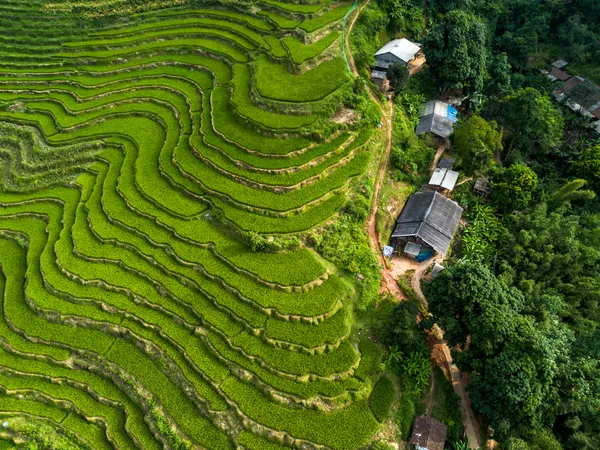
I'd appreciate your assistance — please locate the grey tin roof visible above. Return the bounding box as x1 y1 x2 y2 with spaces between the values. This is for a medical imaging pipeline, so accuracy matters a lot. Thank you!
391 192 463 255
552 59 568 69
416 114 454 138
371 70 386 79
429 168 459 191
375 38 420 63
437 158 455 169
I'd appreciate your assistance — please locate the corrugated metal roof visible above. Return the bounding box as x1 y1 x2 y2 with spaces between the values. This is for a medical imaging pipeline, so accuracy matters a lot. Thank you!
375 38 420 63
441 170 459 191
437 158 455 169
552 59 568 69
429 168 445 186
416 114 454 138
421 100 449 118
391 192 463 255
371 70 386 79
373 59 392 69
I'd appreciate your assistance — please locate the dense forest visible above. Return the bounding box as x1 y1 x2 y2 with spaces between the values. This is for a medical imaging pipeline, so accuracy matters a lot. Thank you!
353 0 600 449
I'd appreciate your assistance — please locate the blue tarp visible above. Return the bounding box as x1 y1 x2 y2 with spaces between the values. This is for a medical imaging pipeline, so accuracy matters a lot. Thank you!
447 105 458 123
383 245 394 258
416 250 434 262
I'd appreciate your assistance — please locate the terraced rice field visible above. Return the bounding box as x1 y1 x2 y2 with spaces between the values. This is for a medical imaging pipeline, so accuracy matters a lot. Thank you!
0 0 384 448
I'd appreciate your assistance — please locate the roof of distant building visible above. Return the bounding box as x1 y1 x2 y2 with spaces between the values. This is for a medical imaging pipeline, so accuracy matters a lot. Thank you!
541 69 558 82
410 416 448 450
552 59 569 69
437 158 455 169
375 38 421 63
550 66 571 81
429 168 459 191
391 191 463 255
562 76 584 94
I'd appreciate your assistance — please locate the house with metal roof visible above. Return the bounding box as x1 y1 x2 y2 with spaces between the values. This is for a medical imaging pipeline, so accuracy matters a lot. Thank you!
391 191 463 256
410 416 447 450
371 69 389 92
552 59 569 69
437 158 455 170
428 168 459 192
374 38 421 69
416 101 457 139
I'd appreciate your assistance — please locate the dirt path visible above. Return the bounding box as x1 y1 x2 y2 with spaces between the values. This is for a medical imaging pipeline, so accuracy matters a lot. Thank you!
345 7 481 448
345 1 402 298
430 145 445 175
456 176 473 186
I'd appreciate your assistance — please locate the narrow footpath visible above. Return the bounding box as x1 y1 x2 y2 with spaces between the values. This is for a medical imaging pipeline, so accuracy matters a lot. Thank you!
344 7 482 448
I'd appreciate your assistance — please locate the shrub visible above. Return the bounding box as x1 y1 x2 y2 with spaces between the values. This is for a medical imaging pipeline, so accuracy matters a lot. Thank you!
395 395 416 440
369 376 396 422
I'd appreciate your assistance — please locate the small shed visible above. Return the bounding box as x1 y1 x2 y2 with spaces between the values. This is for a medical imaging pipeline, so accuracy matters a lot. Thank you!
473 177 490 197
371 69 389 93
428 168 459 192
410 416 447 450
416 101 457 139
437 158 455 170
552 59 569 69
374 38 421 69
391 191 463 256
431 263 445 279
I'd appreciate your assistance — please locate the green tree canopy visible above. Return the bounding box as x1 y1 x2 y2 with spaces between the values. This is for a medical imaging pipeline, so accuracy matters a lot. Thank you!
499 88 564 155
423 10 488 93
573 145 600 191
424 263 571 440
490 164 538 212
487 53 512 95
453 115 502 176
386 63 409 92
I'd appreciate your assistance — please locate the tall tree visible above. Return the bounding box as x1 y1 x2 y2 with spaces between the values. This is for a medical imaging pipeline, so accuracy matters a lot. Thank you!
453 115 502 176
423 10 488 93
424 263 571 440
573 145 600 191
490 164 538 212
497 88 564 155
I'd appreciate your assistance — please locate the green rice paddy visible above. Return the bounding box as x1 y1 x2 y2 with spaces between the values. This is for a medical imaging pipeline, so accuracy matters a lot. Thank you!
0 0 382 448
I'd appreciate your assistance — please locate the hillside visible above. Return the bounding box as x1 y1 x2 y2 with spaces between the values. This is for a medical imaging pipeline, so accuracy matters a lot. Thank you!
0 0 385 448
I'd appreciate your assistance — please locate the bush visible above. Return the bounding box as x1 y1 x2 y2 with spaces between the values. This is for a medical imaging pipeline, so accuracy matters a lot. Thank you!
390 108 434 185
395 395 416 440
316 215 381 310
242 231 300 253
369 376 396 422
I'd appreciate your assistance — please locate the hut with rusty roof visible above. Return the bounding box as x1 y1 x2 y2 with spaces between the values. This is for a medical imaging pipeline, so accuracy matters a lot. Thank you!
410 416 447 450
